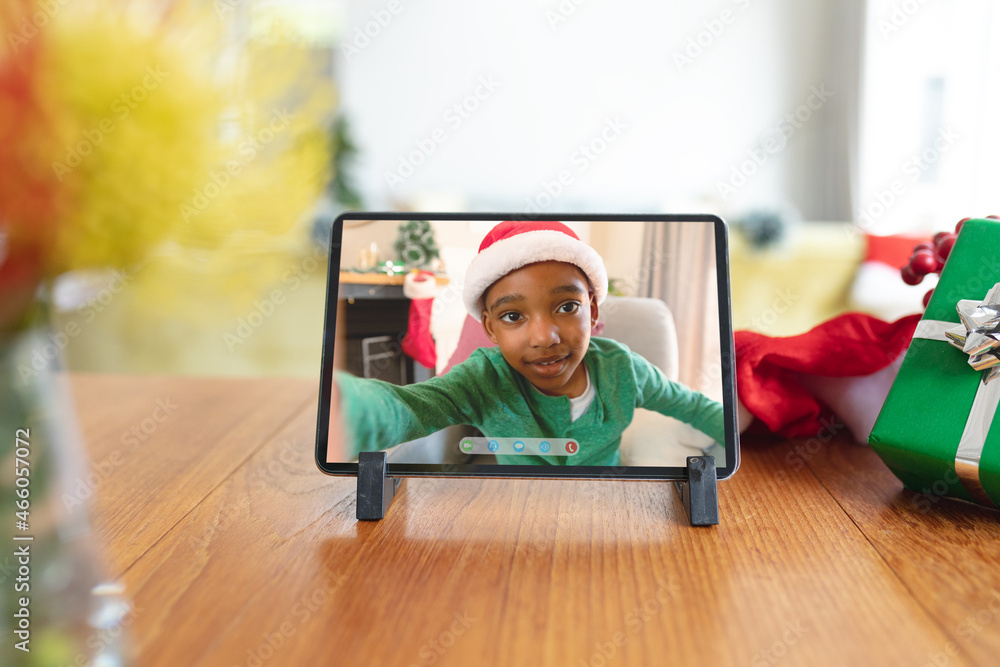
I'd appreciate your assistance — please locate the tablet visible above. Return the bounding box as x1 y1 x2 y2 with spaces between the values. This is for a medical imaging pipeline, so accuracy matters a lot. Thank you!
315 213 739 481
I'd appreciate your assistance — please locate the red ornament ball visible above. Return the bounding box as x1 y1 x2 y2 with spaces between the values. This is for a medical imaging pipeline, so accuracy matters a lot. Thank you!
909 251 938 275
935 235 956 261
901 265 923 285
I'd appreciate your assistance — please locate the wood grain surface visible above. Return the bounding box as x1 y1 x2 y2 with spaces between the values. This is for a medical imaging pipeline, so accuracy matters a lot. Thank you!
73 375 999 667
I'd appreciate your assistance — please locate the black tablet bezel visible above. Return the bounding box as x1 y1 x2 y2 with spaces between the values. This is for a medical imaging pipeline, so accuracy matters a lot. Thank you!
315 212 740 481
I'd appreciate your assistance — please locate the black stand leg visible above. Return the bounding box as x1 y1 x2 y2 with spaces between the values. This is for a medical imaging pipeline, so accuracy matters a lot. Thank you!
357 452 405 521
674 456 718 526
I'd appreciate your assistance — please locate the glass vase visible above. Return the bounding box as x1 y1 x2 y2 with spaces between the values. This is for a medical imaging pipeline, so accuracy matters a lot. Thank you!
0 327 132 666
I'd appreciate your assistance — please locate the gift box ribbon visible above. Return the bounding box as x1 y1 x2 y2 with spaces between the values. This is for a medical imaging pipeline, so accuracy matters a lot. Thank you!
911 283 1000 507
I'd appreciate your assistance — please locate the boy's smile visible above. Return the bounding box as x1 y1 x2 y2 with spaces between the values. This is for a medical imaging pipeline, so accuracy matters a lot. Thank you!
481 261 599 398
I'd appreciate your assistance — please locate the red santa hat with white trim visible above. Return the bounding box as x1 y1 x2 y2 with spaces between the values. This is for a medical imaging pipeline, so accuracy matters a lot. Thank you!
462 220 608 319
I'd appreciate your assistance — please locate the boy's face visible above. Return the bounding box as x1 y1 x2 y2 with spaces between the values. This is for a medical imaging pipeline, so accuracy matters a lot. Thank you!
481 261 599 399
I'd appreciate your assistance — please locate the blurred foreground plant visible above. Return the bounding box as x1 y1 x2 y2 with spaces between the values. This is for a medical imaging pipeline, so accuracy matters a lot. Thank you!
1 0 333 327
0 1 334 663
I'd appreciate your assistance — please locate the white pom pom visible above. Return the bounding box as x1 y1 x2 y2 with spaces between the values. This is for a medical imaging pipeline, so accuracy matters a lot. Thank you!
403 271 438 299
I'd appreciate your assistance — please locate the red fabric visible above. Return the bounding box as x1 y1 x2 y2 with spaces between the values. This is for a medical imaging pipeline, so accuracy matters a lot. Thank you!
401 299 436 369
735 312 921 438
864 233 929 268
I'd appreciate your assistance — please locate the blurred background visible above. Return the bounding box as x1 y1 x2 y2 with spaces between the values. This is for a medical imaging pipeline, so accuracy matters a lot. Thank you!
4 0 999 378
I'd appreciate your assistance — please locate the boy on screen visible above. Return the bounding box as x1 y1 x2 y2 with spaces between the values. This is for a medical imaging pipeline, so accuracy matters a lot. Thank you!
335 220 724 466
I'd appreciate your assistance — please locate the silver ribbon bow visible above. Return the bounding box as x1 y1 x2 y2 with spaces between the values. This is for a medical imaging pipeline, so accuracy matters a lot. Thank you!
944 283 1000 384
911 282 1000 507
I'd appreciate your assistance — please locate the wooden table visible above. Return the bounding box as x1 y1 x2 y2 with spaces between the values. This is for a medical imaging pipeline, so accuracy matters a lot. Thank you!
75 374 1000 666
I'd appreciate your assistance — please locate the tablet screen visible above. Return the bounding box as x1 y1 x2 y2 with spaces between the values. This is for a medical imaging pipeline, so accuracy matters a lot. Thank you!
315 213 738 480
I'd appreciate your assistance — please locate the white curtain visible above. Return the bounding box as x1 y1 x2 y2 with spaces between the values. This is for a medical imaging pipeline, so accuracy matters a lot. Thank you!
639 222 721 400
856 0 1000 233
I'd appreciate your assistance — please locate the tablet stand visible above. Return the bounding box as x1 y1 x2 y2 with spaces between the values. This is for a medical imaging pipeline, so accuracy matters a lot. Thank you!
674 456 719 526
356 452 717 525
356 451 405 521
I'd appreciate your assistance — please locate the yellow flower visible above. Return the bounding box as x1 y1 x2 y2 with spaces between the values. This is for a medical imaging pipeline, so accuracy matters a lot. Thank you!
11 0 334 318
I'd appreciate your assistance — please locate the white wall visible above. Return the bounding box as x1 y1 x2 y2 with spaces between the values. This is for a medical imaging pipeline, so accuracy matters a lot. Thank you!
334 0 854 221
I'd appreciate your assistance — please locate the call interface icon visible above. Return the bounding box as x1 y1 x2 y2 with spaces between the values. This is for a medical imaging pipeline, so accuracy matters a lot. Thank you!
448 437 579 456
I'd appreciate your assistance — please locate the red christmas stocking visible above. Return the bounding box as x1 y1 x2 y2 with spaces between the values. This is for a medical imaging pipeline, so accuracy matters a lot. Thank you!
401 271 438 370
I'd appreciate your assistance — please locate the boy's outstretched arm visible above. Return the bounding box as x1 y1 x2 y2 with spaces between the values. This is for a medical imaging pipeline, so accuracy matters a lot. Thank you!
630 352 726 445
334 350 494 457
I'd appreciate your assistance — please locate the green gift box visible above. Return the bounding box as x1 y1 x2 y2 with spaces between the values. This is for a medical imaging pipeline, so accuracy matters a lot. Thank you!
869 218 1000 508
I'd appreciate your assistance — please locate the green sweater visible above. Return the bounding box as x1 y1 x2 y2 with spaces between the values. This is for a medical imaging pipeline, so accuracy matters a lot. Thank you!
336 337 725 466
